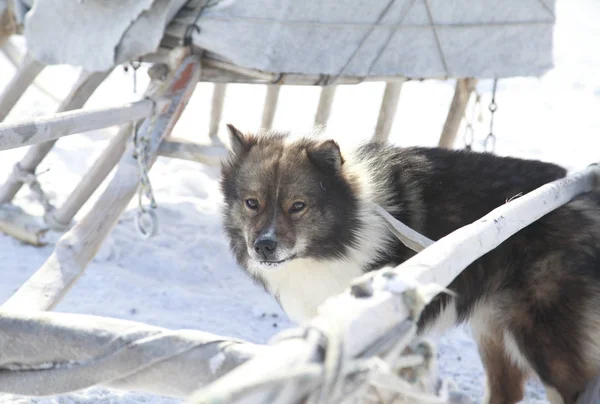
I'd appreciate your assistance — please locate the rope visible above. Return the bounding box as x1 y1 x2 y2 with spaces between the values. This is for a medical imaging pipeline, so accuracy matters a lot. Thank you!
11 163 55 214
182 0 219 47
263 294 464 404
365 0 418 77
423 0 449 78
324 0 399 85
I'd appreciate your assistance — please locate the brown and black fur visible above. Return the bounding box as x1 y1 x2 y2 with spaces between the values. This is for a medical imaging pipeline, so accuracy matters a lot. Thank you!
221 125 600 404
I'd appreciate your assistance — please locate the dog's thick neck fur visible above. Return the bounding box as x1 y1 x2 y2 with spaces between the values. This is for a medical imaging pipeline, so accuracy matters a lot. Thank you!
248 148 398 322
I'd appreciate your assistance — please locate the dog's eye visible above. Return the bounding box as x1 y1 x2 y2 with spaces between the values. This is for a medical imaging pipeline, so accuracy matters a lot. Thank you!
290 201 306 213
245 198 259 210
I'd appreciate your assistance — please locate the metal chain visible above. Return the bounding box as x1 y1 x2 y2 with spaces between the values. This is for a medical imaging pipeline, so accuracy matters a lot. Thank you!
484 79 498 153
12 163 55 214
122 61 142 93
133 115 159 239
462 91 481 151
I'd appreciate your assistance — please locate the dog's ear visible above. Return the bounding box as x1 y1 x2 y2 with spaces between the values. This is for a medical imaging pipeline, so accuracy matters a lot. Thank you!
226 124 251 156
307 140 344 173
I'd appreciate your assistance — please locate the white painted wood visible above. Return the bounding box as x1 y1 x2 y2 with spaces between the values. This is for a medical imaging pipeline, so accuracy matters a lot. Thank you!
261 85 280 130
314 85 336 127
0 310 263 397
2 48 201 312
1 39 62 102
158 138 227 166
0 98 161 151
0 204 47 246
190 164 600 404
0 52 44 121
373 81 404 142
208 83 227 143
402 164 599 291
47 123 134 230
0 70 110 203
201 57 409 85
439 78 477 149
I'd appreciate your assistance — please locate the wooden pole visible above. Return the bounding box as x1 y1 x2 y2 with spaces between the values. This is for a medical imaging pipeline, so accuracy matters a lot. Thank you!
261 85 280 130
314 85 337 127
46 123 134 230
158 138 227 166
0 98 162 151
208 83 226 143
1 39 62 102
0 204 47 246
373 81 404 142
438 78 477 149
0 70 110 204
0 53 44 121
2 48 201 312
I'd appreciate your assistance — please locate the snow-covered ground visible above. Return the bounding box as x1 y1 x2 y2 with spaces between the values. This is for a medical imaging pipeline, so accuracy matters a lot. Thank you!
0 0 599 402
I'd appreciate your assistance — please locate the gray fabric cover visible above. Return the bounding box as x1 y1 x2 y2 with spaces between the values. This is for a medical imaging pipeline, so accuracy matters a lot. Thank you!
16 0 555 78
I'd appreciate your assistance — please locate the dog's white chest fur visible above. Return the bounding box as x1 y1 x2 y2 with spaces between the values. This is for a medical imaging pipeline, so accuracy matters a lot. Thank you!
258 258 364 323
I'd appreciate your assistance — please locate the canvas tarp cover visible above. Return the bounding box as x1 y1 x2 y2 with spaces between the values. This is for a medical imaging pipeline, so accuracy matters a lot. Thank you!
4 0 556 79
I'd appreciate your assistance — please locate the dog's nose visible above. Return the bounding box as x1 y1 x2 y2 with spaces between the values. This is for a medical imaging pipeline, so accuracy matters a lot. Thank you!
254 237 278 260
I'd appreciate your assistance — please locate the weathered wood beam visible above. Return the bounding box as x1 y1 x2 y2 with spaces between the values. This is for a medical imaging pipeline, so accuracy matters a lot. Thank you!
2 48 201 312
0 97 164 151
200 57 407 85
208 83 227 143
46 123 134 230
158 138 227 166
438 78 478 149
314 85 337 127
373 81 404 142
1 39 62 102
0 52 44 121
0 204 47 246
0 70 110 204
261 85 280 130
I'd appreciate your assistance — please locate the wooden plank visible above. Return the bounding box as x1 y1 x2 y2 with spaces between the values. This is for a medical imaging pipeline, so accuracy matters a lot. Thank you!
2 48 201 312
0 70 110 204
0 204 47 246
158 138 226 166
1 39 62 102
438 78 478 149
0 53 44 121
0 98 160 151
373 81 404 142
314 85 336 127
208 83 226 143
46 123 134 230
261 85 280 130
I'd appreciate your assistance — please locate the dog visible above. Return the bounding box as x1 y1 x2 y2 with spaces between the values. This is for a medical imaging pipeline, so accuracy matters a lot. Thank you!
220 124 600 404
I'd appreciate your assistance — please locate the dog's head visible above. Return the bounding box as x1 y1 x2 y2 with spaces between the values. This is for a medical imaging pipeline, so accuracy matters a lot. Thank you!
220 125 361 277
